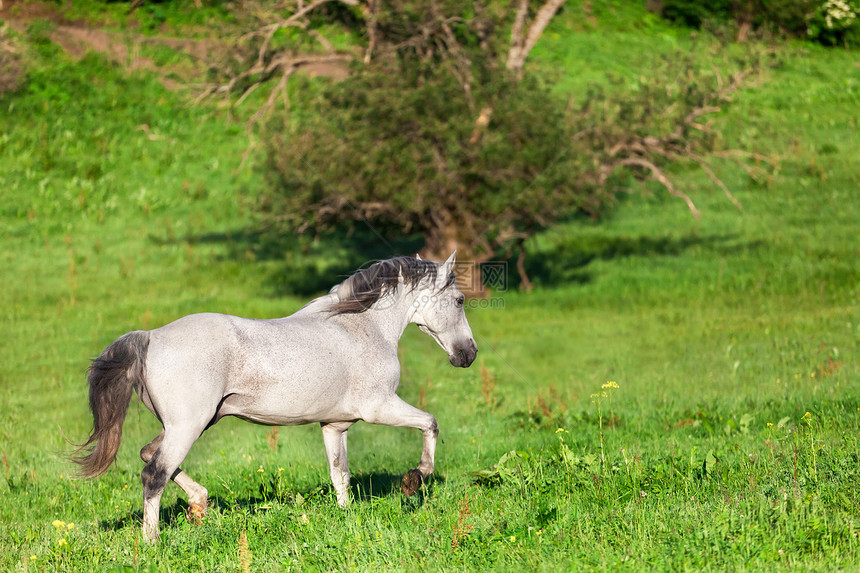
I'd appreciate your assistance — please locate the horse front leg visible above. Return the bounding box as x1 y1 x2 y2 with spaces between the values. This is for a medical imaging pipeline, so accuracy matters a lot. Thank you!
363 395 438 497
320 421 354 506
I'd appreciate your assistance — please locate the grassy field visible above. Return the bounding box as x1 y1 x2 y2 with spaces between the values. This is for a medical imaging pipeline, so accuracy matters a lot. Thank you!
1 2 859 571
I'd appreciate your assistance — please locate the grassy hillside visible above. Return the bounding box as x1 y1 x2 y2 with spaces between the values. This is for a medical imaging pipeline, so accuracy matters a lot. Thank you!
1 2 858 571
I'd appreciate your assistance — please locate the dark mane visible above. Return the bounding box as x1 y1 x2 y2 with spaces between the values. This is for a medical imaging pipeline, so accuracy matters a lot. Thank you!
329 256 444 315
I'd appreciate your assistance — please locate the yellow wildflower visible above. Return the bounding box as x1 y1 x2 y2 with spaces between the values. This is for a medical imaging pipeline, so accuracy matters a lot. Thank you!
52 520 65 529
602 381 619 390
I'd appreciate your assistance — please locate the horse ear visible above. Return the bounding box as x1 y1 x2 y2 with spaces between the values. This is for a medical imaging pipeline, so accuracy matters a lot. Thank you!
438 250 456 281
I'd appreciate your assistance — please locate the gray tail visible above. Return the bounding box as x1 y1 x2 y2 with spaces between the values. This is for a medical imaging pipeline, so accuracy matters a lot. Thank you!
71 331 150 478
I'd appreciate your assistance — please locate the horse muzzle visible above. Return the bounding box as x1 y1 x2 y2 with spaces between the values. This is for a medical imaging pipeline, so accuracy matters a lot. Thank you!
449 339 478 368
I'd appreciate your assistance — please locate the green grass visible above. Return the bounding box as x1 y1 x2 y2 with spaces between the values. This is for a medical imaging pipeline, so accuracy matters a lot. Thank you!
1 3 859 571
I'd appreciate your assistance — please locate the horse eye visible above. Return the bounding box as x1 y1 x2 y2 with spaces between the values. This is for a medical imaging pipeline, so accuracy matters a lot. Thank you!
456 296 465 307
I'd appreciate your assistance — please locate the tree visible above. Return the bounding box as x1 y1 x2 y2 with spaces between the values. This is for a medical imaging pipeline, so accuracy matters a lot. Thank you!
259 1 590 276
233 1 769 291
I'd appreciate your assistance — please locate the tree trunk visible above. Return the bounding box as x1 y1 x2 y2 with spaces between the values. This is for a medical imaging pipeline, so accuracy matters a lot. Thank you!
516 247 533 291
645 0 664 14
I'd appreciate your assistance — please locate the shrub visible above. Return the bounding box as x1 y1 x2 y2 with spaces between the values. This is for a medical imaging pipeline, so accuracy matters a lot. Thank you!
657 0 860 47
807 0 860 45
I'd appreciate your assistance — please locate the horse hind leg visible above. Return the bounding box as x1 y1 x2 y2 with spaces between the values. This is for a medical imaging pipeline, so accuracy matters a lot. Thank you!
141 432 209 523
140 431 209 525
140 425 206 542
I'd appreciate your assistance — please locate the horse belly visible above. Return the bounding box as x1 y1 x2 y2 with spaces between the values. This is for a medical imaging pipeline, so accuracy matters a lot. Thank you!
218 388 355 426
222 359 357 426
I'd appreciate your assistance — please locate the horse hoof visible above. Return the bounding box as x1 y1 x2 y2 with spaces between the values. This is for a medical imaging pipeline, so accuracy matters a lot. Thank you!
186 502 207 525
401 468 423 497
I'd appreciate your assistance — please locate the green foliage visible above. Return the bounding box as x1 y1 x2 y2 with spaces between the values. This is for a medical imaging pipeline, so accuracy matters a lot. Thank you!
261 64 579 259
662 0 817 32
659 0 734 29
59 0 238 32
659 0 860 46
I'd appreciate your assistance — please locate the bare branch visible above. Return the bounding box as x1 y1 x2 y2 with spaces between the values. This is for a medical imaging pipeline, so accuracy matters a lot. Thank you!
363 0 379 64
233 82 263 109
308 29 335 52
690 154 743 211
508 0 529 66
430 1 474 104
507 0 567 74
239 0 356 70
246 66 294 128
712 149 776 165
614 157 700 218
469 107 493 144
520 0 566 64
200 52 350 129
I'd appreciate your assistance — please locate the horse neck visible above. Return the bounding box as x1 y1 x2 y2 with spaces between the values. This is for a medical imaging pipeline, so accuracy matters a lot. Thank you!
360 286 421 347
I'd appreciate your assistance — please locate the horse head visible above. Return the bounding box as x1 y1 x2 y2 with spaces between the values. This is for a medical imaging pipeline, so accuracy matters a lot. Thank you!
411 252 478 368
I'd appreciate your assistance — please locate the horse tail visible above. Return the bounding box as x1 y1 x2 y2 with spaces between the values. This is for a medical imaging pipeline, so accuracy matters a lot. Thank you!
72 330 150 478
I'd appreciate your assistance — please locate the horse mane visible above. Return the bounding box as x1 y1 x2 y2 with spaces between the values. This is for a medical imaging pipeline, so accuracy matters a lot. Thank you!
329 256 451 315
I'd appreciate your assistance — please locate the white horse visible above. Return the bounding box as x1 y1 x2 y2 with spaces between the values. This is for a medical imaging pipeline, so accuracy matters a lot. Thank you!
72 253 477 542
